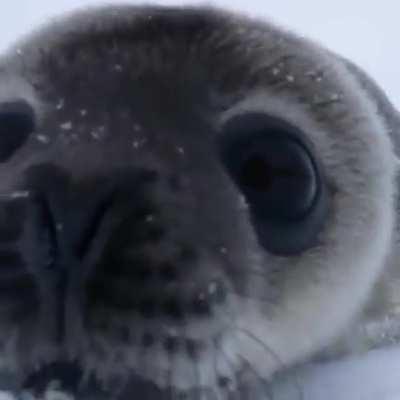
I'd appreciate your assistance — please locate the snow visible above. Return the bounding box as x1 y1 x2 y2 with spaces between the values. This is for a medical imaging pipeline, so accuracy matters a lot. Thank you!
270 345 400 400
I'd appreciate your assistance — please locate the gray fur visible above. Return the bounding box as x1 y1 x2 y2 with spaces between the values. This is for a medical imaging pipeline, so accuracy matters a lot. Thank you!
0 4 398 399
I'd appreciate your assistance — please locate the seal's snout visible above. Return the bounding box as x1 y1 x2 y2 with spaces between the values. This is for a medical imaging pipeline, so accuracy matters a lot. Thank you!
12 160 230 345
22 360 84 396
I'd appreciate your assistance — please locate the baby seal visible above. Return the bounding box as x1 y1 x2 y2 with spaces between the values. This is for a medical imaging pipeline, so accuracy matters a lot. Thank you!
0 4 398 399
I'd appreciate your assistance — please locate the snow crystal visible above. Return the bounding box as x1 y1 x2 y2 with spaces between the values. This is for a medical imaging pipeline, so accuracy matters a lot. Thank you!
55 99 64 110
176 146 185 155
90 126 106 140
272 67 280 76
305 70 324 82
35 134 50 144
219 246 228 255
238 194 249 210
79 109 87 117
90 131 102 140
56 223 64 232
133 123 142 132
286 74 295 82
60 122 72 131
312 93 342 106
329 93 341 101
208 281 218 295
145 214 154 223
132 138 146 149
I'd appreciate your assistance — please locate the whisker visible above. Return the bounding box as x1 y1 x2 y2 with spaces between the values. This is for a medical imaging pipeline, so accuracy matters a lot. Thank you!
181 322 200 400
235 328 282 368
225 287 276 305
235 353 274 400
223 263 274 280
211 340 225 400
167 351 179 400
235 328 304 400
221 299 303 400
192 356 203 400
213 339 240 400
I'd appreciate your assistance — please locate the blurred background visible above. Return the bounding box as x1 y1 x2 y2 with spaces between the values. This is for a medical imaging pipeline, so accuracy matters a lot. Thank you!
1 0 399 108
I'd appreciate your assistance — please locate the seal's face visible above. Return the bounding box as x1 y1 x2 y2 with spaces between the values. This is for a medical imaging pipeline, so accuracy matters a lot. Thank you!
0 5 396 399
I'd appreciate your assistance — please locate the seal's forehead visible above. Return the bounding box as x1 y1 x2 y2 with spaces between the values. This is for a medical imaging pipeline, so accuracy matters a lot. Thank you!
0 4 378 139
1 5 328 100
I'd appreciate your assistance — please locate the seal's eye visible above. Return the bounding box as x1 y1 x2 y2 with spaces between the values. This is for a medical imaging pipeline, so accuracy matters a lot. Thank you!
219 113 328 255
0 100 35 162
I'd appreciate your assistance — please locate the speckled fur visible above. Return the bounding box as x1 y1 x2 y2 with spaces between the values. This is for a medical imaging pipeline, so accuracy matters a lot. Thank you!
0 4 398 399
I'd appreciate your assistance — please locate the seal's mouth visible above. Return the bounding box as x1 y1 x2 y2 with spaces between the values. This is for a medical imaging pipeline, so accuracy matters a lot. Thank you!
22 361 84 395
19 361 182 400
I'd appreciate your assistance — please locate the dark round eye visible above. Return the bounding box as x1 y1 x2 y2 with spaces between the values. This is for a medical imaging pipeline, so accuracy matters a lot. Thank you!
219 113 329 255
0 100 35 162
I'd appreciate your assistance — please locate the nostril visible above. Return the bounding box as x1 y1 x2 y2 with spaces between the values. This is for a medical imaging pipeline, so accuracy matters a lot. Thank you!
77 192 115 259
24 164 117 262
30 193 58 270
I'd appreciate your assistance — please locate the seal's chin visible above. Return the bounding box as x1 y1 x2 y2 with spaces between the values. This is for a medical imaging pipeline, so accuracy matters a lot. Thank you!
22 361 85 395
19 361 183 400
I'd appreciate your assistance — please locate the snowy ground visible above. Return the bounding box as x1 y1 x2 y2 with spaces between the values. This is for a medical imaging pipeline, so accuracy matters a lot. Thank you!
1 1 400 399
272 346 400 400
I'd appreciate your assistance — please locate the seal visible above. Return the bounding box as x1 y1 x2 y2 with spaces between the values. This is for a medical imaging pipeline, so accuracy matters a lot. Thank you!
0 4 398 399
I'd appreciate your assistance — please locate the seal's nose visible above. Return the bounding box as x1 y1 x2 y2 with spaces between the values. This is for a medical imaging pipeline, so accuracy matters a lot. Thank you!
25 163 115 267
22 163 160 277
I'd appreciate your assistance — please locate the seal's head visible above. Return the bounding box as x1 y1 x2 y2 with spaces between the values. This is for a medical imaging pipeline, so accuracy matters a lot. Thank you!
0 5 396 399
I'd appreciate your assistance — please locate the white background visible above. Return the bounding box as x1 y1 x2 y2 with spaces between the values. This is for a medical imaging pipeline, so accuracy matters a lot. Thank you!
1 1 400 399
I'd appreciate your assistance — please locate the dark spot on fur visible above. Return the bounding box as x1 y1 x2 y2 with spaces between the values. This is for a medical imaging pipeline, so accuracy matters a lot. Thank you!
159 262 178 282
138 297 158 318
191 295 211 316
163 296 185 320
178 246 197 261
164 336 180 353
218 376 231 388
119 326 131 343
134 265 154 282
142 332 155 348
185 339 201 359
